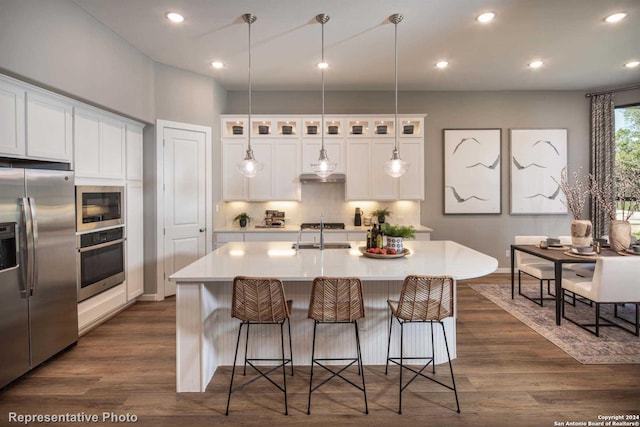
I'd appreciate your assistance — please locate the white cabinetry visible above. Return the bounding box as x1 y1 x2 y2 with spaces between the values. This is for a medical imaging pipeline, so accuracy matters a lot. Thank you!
346 117 424 201
26 91 73 162
0 79 26 157
126 125 144 181
74 107 125 179
126 182 144 300
221 116 301 201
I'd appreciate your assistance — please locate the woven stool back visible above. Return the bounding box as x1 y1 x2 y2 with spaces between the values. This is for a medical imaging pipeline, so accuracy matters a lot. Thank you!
395 275 454 321
232 276 290 322
308 277 365 322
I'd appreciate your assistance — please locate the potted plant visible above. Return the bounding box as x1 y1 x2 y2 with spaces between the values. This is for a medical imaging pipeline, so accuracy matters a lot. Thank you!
592 165 640 251
555 168 592 246
371 207 392 224
233 212 251 228
382 224 415 252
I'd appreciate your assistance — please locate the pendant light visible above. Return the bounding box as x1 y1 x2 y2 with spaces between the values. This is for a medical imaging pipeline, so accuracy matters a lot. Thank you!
237 13 263 178
311 13 337 178
384 13 409 178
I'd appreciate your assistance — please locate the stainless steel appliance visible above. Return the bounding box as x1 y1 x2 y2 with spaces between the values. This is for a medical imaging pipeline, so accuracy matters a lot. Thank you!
76 185 124 232
0 167 77 389
77 226 125 302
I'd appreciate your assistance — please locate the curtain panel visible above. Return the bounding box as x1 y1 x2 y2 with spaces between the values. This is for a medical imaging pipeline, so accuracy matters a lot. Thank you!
590 93 615 237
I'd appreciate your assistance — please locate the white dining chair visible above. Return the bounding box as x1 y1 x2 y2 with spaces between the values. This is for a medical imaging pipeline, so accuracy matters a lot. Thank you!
561 257 640 336
514 235 555 306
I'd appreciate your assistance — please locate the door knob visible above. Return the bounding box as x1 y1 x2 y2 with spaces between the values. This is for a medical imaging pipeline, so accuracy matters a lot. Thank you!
199 228 206 232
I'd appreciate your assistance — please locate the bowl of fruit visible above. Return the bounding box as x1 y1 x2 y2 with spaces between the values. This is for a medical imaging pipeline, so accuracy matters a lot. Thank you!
359 246 410 259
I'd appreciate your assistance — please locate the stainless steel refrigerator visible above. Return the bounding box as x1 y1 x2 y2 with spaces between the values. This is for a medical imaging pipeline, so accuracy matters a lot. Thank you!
0 167 77 389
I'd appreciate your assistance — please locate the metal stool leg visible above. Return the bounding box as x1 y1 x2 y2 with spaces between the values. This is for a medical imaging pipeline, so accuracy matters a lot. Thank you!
280 321 289 416
385 313 393 375
354 321 368 414
243 323 250 375
307 320 317 415
440 321 460 413
287 317 294 376
430 321 435 374
226 322 244 415
399 320 404 415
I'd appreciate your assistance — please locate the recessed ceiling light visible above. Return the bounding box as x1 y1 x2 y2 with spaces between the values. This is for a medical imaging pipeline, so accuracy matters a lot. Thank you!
211 61 224 69
625 61 640 68
436 61 449 69
605 12 627 23
317 62 329 69
529 60 544 69
477 12 495 23
166 12 184 23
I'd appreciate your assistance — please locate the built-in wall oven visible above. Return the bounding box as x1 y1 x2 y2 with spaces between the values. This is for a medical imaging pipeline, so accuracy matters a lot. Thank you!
77 226 126 302
76 186 124 232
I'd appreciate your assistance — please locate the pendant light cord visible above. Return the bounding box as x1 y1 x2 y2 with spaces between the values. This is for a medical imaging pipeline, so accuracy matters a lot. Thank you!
321 17 326 152
248 17 252 151
394 19 398 148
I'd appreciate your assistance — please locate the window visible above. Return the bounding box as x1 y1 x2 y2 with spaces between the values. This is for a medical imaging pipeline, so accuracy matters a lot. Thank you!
614 104 640 237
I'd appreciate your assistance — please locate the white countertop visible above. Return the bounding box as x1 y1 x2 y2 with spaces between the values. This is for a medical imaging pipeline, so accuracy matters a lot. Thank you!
170 240 497 283
214 224 434 233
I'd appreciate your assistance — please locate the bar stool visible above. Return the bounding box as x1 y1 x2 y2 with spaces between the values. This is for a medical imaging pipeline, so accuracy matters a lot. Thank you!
385 275 460 414
226 276 293 416
307 276 368 415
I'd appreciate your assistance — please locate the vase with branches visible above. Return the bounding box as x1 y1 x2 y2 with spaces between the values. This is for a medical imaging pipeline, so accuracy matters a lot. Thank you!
554 167 593 246
592 165 640 251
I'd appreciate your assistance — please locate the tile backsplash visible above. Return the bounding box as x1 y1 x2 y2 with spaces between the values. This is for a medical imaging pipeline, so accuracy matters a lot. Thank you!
222 183 421 227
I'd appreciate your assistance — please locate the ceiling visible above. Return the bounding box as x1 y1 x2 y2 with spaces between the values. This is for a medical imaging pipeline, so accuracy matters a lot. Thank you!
73 0 640 92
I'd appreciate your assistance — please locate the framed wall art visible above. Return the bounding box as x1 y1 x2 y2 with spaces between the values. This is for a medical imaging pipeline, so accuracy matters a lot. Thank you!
443 129 502 214
510 128 568 214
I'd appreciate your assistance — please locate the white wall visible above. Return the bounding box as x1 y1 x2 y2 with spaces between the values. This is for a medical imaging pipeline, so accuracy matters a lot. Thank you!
0 0 155 122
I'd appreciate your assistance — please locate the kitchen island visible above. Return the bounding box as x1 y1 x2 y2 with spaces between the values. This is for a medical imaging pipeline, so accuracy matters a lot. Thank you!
170 240 497 392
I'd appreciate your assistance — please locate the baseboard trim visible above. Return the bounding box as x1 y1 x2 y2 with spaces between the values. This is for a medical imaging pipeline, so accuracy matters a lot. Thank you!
78 300 136 337
137 293 163 302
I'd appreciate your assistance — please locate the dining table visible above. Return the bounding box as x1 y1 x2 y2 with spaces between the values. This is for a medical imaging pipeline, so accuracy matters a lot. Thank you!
510 244 621 325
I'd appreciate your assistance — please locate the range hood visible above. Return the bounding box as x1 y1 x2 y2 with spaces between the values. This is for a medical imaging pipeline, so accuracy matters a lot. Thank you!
299 173 346 183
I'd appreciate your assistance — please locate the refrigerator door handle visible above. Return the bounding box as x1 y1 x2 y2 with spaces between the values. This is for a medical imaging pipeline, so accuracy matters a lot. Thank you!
18 198 30 298
28 197 38 296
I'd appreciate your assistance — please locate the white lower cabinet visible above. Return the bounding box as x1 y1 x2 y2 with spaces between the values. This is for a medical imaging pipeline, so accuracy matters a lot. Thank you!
126 182 144 300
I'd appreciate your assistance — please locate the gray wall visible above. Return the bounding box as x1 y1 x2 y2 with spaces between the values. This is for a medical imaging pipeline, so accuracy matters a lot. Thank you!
227 90 591 268
143 63 227 294
0 0 155 123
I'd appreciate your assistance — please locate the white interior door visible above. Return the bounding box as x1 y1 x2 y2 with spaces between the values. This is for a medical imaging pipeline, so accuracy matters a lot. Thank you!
163 127 206 297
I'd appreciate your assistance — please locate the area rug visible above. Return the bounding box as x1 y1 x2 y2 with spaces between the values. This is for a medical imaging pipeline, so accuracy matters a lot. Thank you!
468 284 640 364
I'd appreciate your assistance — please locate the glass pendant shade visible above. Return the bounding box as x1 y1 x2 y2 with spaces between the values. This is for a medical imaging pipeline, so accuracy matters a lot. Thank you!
237 148 264 178
311 148 337 178
384 147 409 178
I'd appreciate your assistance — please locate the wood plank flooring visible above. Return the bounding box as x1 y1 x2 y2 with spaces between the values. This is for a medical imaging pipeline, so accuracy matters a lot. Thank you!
1 274 639 426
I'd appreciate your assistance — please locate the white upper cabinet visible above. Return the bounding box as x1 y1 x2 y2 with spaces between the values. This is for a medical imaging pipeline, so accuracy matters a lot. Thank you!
26 91 73 162
221 114 424 201
0 79 26 157
221 116 301 201
74 107 125 180
126 124 143 181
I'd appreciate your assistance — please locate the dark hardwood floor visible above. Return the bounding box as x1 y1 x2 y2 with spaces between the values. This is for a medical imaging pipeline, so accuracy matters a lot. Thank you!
1 274 638 426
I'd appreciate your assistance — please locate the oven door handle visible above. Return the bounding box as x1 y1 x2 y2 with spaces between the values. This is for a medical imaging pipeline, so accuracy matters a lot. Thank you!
78 238 126 253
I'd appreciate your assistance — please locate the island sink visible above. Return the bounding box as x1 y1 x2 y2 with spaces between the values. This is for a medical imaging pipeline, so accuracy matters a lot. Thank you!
292 242 352 249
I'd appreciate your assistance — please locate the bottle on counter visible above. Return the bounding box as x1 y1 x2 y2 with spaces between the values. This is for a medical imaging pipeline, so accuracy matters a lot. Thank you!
354 207 362 226
366 229 372 249
371 224 378 248
377 227 384 249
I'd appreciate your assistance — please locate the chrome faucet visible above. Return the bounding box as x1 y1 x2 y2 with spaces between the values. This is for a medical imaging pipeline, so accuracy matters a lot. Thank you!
319 214 324 250
295 228 303 251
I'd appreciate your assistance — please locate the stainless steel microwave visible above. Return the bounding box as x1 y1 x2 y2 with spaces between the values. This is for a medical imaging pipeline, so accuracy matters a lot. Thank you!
76 186 125 232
